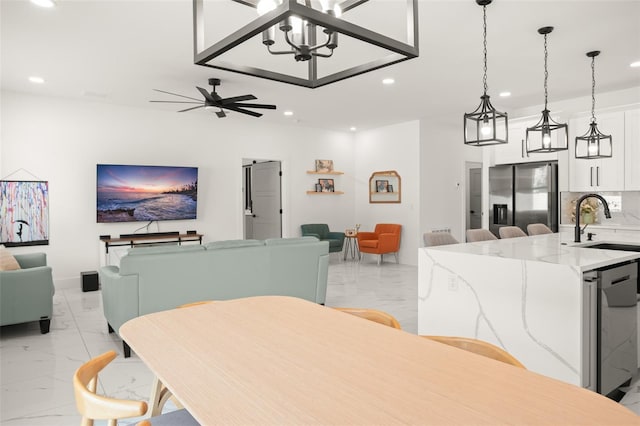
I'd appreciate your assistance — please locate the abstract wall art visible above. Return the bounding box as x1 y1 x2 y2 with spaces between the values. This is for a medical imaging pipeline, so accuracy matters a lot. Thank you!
0 181 49 246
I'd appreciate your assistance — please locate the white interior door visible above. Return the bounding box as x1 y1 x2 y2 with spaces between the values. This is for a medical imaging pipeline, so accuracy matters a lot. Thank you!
250 161 282 240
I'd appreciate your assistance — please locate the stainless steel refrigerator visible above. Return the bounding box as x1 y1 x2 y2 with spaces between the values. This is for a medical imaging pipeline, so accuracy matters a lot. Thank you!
489 162 559 237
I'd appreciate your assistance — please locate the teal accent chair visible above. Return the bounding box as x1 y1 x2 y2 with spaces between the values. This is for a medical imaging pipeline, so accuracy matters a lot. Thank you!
301 224 345 253
0 253 54 334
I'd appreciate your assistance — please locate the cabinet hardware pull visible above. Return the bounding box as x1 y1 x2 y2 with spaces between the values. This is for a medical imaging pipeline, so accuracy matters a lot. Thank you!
590 166 593 187
596 166 600 186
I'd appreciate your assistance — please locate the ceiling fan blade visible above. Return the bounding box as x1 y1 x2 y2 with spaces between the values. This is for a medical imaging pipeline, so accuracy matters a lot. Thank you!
149 100 203 104
216 110 226 118
222 104 262 118
228 103 277 110
196 86 215 103
153 89 202 102
220 95 257 104
178 105 205 113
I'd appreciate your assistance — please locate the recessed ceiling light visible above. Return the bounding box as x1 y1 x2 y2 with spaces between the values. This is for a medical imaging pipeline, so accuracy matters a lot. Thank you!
283 111 293 116
630 61 640 68
28 76 45 84
499 91 511 97
350 127 357 131
30 0 55 8
382 78 395 85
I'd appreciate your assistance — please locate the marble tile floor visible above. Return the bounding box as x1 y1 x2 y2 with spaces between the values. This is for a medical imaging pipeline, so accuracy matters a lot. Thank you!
1 255 639 425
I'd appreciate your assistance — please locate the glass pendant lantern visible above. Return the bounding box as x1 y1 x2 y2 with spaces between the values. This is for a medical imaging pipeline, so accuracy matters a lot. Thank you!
464 0 508 146
575 51 612 159
526 26 568 153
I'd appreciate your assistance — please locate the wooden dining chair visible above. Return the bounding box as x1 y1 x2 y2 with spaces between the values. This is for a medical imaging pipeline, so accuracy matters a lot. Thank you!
421 336 525 368
333 307 402 330
73 350 148 426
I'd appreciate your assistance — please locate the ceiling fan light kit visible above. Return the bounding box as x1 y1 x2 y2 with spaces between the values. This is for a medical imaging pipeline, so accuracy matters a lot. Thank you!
192 0 419 88
464 0 508 147
575 50 613 159
526 26 568 154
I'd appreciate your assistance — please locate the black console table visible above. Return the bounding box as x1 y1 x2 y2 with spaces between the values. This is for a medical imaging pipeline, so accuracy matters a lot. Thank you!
100 232 203 254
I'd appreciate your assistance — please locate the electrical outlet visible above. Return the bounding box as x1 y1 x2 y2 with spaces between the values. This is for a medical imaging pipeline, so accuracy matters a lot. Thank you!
448 274 458 291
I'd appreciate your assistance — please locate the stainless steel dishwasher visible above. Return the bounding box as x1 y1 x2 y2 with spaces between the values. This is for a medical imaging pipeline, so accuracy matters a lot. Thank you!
596 261 638 397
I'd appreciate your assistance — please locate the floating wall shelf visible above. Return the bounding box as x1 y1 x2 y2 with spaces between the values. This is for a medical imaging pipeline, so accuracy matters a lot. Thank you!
306 171 344 175
306 191 344 195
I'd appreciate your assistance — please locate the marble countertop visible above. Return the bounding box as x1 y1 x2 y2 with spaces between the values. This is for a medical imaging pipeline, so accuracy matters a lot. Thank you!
424 232 640 271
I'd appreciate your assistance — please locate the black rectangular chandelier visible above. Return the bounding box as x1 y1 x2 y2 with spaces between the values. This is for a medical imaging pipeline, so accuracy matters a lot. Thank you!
193 0 419 88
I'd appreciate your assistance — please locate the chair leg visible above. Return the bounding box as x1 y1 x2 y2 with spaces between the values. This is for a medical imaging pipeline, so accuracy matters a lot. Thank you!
378 254 382 265
394 252 399 263
123 341 131 358
39 318 51 334
108 323 114 334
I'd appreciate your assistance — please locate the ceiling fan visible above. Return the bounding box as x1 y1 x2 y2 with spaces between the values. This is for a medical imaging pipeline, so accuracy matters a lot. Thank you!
150 78 276 118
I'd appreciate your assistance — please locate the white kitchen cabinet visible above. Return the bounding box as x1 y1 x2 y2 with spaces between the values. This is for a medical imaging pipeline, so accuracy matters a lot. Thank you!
624 109 640 190
493 118 559 165
569 111 625 191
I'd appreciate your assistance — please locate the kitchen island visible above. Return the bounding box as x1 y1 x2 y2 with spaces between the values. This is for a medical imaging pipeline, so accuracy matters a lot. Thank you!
418 232 640 393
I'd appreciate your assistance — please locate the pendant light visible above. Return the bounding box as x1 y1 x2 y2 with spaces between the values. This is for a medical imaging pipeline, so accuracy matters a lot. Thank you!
526 27 568 153
464 0 508 146
575 51 612 159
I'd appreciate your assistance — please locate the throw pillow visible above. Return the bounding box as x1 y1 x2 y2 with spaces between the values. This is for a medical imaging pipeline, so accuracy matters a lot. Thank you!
0 245 21 271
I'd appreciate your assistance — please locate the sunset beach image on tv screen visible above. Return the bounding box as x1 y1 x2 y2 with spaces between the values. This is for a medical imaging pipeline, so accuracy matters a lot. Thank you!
97 164 198 223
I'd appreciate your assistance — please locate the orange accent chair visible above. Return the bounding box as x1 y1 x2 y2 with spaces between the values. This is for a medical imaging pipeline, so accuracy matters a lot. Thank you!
356 224 402 265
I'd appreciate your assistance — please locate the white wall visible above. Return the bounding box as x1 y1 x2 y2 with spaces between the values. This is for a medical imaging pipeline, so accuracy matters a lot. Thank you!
1 91 357 286
419 113 483 244
354 121 420 265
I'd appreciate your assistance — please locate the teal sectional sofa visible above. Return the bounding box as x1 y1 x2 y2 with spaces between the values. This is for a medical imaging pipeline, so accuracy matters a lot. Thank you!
99 237 329 357
0 253 54 334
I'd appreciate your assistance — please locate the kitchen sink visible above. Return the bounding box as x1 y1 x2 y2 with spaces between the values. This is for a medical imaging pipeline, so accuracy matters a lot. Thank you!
583 243 640 252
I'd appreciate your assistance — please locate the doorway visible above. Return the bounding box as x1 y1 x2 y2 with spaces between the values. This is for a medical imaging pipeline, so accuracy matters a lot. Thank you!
243 159 282 240
466 162 483 236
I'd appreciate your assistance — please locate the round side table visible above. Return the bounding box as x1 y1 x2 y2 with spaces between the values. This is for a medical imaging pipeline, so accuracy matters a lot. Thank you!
343 234 361 261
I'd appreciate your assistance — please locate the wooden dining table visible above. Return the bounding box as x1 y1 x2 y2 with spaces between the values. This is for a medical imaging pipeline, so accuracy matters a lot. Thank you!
119 295 639 425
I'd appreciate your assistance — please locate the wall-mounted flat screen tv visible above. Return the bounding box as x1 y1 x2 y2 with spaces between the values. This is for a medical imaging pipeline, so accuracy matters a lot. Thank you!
97 164 198 223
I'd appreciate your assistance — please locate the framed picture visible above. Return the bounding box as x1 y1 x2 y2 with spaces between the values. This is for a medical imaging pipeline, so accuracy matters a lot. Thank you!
375 180 389 193
387 184 394 193
315 183 322 192
315 159 334 173
0 180 50 247
318 178 335 192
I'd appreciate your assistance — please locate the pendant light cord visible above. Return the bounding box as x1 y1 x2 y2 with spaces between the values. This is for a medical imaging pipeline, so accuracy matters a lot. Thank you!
543 33 548 110
591 55 596 123
482 5 488 95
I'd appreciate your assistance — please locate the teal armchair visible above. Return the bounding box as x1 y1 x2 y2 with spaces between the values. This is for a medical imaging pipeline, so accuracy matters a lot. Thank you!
301 224 345 253
0 253 54 334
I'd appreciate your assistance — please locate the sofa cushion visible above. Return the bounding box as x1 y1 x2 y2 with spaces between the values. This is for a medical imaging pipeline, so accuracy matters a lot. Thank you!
128 245 206 256
206 239 264 250
359 240 379 249
0 245 21 271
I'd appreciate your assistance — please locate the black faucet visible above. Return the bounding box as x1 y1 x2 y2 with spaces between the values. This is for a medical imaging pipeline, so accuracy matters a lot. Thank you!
574 194 611 243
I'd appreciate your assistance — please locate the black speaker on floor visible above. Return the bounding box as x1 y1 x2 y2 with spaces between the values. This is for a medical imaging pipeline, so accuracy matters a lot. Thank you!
81 271 99 292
